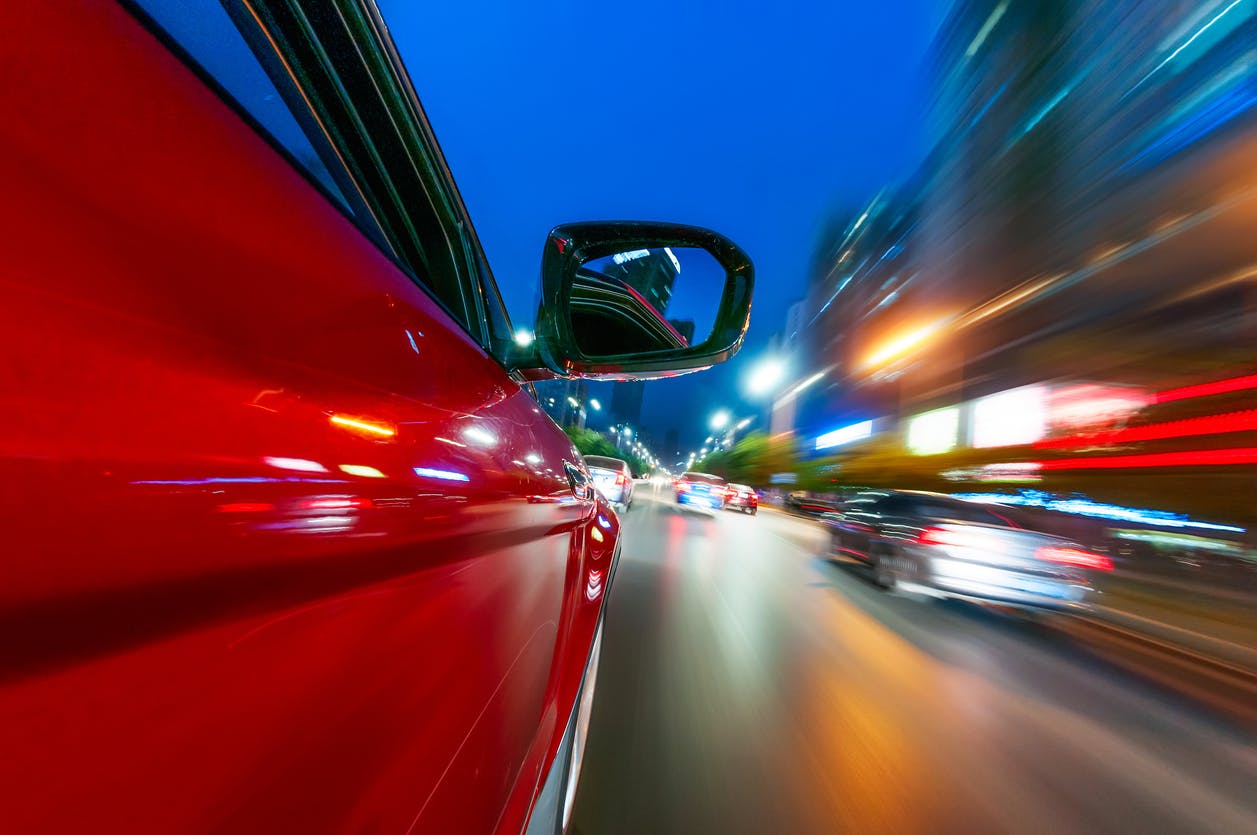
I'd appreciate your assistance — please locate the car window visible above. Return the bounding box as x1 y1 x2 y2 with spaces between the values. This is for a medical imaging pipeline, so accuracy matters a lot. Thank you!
130 0 486 343
132 0 354 213
584 456 625 470
947 503 1014 527
845 493 888 513
908 498 1009 526
683 473 726 485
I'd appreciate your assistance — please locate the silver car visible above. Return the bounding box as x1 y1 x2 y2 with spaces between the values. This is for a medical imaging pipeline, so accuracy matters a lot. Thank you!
584 455 634 510
823 491 1113 611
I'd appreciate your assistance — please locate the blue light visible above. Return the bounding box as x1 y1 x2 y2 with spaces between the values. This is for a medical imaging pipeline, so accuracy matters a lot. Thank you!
414 467 471 483
953 490 1244 534
815 420 874 450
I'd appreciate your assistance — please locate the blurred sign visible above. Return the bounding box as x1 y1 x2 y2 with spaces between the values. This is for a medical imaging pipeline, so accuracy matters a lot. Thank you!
815 419 873 450
907 406 959 455
1046 383 1148 431
971 385 1048 448
770 472 798 484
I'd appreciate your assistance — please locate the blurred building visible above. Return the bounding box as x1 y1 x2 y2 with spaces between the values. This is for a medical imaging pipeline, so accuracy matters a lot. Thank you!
770 298 823 435
610 380 645 427
664 428 680 462
793 0 1257 455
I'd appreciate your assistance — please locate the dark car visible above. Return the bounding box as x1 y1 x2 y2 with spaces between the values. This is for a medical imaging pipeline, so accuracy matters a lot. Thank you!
675 472 729 511
0 2 754 833
786 491 842 516
823 491 1112 610
725 483 759 515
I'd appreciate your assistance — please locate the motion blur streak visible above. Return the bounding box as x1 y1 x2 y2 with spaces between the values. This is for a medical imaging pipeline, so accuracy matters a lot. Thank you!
1154 373 1257 404
1035 409 1257 449
1038 448 1257 470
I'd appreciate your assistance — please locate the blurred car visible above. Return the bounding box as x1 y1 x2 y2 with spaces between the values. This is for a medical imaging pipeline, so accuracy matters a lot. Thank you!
725 483 759 515
822 491 1113 610
0 2 755 833
585 455 634 509
786 491 842 516
675 472 728 511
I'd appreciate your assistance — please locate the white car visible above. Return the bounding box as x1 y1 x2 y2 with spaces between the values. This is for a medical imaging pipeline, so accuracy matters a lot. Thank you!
584 455 635 509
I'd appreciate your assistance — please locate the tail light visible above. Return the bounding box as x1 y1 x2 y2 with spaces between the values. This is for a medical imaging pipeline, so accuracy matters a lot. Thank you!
1036 546 1113 571
677 482 690 492
615 473 626 486
917 526 975 547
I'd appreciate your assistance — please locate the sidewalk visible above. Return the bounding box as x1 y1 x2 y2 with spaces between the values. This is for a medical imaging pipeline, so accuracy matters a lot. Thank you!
1095 576 1257 670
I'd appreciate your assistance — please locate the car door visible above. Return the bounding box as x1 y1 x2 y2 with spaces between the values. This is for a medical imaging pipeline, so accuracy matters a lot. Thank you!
0 3 612 833
832 494 885 560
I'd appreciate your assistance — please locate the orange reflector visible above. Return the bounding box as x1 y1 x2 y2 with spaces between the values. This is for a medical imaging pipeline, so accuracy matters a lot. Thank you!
330 414 396 438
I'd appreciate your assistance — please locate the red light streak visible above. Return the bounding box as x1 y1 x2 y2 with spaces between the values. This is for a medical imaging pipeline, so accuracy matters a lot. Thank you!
1153 373 1257 404
1038 448 1257 470
300 497 372 510
1036 546 1113 572
217 502 275 513
1035 409 1257 450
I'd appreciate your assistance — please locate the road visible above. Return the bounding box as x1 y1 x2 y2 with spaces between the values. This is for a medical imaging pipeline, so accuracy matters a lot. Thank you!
569 488 1257 834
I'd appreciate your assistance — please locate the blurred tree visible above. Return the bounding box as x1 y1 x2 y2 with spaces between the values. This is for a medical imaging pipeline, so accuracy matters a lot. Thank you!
564 427 648 475
696 432 798 486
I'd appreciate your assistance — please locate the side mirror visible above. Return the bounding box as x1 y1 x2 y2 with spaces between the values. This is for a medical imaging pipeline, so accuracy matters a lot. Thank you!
531 221 753 380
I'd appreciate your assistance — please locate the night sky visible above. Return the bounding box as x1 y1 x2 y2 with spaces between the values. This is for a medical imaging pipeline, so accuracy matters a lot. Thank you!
382 0 946 453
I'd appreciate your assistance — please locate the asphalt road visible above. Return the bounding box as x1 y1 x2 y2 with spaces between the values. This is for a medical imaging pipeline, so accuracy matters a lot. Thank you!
569 488 1257 835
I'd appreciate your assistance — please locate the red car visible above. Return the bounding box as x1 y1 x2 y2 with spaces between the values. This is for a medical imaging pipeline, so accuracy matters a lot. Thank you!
0 3 753 833
725 484 760 515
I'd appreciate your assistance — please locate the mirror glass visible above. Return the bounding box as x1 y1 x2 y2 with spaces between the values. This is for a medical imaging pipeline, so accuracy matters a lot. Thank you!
571 246 726 358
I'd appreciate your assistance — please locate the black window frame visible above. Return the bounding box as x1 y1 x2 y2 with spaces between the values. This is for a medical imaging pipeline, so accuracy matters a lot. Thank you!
124 0 510 354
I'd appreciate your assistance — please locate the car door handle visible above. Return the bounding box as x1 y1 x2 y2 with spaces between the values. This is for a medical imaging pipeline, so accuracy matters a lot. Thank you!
564 461 593 501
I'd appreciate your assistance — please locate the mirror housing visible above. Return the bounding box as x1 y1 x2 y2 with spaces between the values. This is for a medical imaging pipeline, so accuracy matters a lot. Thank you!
531 221 754 380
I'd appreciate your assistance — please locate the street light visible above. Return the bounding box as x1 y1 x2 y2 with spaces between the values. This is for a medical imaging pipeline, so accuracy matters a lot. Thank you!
589 398 601 411
747 357 786 395
709 410 730 430
736 418 751 430
622 427 633 438
513 329 534 347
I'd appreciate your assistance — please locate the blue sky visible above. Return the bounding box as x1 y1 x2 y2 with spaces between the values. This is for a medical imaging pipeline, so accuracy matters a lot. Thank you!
382 0 945 451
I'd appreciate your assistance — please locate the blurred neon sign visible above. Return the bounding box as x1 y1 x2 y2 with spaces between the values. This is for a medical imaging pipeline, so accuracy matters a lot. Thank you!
815 420 873 450
1154 373 1257 404
971 386 1047 448
907 407 959 455
1046 383 1148 432
954 490 1244 534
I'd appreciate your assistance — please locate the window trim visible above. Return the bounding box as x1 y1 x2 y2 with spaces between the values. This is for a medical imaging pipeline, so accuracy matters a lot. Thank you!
126 0 508 350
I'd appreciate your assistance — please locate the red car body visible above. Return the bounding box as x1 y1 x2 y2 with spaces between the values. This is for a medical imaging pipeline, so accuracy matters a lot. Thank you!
0 3 620 832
